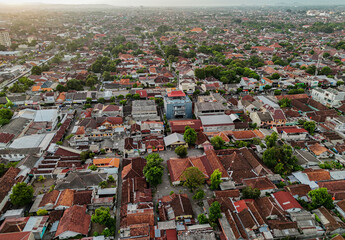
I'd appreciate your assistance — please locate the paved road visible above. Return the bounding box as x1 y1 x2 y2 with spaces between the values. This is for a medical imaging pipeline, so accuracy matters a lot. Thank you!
0 53 57 91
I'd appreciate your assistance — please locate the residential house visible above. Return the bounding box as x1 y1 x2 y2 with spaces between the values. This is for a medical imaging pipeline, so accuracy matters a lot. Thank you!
312 207 345 235
272 191 302 213
163 133 186 149
242 176 277 196
308 143 334 158
250 112 273 127
158 194 193 221
0 168 21 213
169 119 202 133
54 205 91 239
93 158 120 169
281 127 308 141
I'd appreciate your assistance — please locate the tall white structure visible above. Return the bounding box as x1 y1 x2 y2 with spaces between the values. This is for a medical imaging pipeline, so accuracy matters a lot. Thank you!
0 28 11 47
311 87 345 108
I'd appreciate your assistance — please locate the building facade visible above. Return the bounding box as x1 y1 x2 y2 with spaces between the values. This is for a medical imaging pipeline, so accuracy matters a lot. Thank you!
311 87 345 108
164 90 192 120
0 29 11 47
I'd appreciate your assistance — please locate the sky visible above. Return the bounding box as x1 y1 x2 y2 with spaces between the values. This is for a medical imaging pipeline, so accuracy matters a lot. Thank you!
0 0 344 6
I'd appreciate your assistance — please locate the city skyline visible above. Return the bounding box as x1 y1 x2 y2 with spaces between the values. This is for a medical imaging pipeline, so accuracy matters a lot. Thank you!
1 0 345 6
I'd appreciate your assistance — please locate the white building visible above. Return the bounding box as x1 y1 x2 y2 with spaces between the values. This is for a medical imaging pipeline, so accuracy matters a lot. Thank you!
311 87 345 108
0 28 11 47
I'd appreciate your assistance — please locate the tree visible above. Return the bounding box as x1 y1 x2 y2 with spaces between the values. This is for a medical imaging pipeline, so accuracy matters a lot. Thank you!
175 145 188 158
37 209 48 216
91 207 116 237
0 108 13 126
56 84 67 92
99 181 107 188
319 66 331 76
193 189 205 200
265 132 278 148
88 165 97 171
31 66 42 75
183 126 197 146
210 136 225 150
242 186 261 199
270 73 280 80
66 79 83 91
98 98 105 104
10 182 34 206
102 71 111 81
274 89 282 95
278 98 291 108
86 74 98 88
119 100 127 105
210 169 223 190
182 167 205 191
209 201 222 225
108 175 115 182
262 144 298 176
143 153 164 187
197 213 209 224
303 121 316 135
132 94 141 100
308 188 334 209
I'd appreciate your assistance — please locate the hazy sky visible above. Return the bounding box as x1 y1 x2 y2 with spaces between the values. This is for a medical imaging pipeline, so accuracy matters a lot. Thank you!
1 0 344 6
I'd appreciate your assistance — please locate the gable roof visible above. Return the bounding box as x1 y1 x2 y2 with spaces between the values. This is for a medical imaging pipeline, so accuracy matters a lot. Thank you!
93 158 120 168
272 191 302 211
0 167 20 203
55 205 91 238
122 158 146 180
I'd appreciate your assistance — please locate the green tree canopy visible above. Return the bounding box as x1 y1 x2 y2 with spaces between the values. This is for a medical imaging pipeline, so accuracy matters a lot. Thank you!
31 66 42 75
183 126 197 145
197 213 209 224
265 132 278 148
308 188 334 209
210 169 223 190
278 98 291 108
175 145 188 158
210 136 225 150
143 153 164 187
209 201 222 226
182 167 205 191
303 121 316 135
242 186 261 199
10 182 34 206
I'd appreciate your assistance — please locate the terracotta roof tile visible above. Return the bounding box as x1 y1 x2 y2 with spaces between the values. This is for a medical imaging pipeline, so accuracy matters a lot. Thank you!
55 205 90 238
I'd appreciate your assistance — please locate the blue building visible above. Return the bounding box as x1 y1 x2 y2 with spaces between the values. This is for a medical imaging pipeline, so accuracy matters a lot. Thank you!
164 90 193 120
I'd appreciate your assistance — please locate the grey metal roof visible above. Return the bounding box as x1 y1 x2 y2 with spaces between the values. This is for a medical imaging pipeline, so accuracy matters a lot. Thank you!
164 133 185 146
199 115 233 125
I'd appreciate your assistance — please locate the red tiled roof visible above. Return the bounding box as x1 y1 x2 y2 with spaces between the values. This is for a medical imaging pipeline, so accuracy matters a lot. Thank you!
102 105 120 112
233 200 248 213
55 189 74 208
55 205 91 238
136 90 147 98
169 119 202 133
303 168 330 181
0 167 20 203
273 191 302 211
243 176 277 191
0 232 32 240
0 133 15 144
282 128 308 134
167 90 185 98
